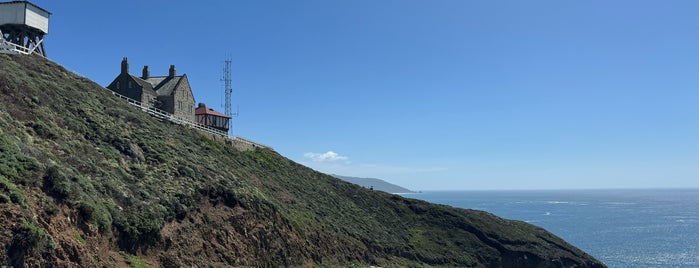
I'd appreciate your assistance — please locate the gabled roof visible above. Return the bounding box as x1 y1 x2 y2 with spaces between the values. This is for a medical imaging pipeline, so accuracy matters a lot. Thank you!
195 106 230 118
142 75 186 96
128 75 156 95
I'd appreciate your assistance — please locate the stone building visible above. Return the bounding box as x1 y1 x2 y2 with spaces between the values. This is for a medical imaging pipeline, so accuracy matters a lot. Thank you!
106 58 195 122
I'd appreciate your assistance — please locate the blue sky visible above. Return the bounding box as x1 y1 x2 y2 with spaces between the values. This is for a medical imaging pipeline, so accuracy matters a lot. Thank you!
27 0 698 190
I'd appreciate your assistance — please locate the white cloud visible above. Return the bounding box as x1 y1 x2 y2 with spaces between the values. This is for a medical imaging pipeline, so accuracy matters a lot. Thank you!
303 151 349 162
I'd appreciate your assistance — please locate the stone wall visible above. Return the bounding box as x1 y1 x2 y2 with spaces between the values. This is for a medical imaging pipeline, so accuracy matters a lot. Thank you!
172 76 195 122
195 130 269 152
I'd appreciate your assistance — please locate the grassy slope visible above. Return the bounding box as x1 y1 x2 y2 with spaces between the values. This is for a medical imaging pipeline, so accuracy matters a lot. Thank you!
0 54 605 267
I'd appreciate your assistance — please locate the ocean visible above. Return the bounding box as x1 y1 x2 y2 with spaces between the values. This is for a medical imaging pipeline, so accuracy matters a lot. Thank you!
403 189 699 268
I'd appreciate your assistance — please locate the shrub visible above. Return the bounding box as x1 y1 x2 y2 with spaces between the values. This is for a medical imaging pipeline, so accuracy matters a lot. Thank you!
0 193 10 203
42 166 71 201
8 221 55 267
130 165 146 179
30 121 56 140
0 136 36 183
127 254 147 268
0 175 25 206
40 196 59 216
74 200 112 233
113 203 167 252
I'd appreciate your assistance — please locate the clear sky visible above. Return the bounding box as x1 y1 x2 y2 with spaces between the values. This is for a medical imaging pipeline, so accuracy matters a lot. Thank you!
26 0 698 190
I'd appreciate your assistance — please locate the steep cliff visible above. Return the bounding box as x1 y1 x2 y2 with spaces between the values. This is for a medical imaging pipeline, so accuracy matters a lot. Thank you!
0 54 605 267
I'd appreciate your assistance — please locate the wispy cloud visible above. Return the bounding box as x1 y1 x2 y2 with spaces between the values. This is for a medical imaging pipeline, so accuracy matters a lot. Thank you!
298 151 448 190
303 151 349 162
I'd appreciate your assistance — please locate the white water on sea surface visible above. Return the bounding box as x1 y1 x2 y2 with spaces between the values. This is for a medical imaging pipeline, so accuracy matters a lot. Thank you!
404 189 699 268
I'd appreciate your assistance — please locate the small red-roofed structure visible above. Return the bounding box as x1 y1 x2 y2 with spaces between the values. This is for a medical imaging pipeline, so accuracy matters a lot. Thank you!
195 103 230 132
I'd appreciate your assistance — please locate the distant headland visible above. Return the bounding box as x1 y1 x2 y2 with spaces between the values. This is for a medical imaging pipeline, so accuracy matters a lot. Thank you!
332 174 417 193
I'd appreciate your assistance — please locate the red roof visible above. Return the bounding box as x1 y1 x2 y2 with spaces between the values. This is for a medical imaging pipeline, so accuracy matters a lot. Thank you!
195 106 230 118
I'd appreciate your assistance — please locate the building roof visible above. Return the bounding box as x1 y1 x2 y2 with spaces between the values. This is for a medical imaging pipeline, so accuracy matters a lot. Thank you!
195 105 230 118
126 74 186 96
129 75 156 95
0 1 52 15
143 75 185 96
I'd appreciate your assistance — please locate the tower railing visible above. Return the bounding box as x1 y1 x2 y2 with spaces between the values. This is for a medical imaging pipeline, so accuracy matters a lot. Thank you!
0 29 43 56
0 30 27 55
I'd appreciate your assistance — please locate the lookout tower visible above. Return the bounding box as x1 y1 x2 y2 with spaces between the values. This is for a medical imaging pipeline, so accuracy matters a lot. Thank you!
195 103 231 133
0 1 51 56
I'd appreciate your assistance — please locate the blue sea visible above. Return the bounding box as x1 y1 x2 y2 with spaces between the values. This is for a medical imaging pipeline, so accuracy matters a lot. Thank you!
403 189 699 268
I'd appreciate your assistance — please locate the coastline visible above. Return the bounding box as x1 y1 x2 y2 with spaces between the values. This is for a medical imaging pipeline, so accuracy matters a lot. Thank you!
405 188 699 267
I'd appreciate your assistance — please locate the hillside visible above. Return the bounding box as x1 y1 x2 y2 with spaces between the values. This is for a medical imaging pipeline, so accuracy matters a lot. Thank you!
332 174 416 193
0 54 605 267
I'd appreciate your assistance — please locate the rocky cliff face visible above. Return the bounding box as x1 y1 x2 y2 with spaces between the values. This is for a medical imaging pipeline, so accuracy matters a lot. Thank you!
0 54 605 267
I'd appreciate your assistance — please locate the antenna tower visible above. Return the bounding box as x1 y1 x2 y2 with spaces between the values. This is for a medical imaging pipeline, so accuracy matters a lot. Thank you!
222 58 234 133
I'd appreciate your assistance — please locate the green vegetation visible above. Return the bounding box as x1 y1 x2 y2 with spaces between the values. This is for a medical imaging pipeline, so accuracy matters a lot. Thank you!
7 221 56 267
16 221 55 251
127 254 147 268
0 54 605 267
72 229 85 245
0 175 25 206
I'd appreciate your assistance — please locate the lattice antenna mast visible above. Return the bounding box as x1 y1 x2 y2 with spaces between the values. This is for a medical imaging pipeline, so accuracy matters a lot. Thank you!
222 58 237 134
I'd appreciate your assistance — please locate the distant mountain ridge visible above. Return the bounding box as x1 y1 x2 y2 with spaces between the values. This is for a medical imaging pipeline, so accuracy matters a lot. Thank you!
332 174 416 193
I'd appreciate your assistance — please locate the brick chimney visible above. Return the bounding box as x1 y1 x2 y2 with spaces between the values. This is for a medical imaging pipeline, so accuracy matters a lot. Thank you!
142 65 149 79
121 57 128 74
169 65 176 77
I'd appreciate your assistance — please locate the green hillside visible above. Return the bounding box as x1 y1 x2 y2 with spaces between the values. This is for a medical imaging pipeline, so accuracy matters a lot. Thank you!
0 54 605 267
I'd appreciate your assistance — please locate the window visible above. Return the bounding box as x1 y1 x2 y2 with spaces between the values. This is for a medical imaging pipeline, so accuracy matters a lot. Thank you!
116 82 120 89
128 81 132 88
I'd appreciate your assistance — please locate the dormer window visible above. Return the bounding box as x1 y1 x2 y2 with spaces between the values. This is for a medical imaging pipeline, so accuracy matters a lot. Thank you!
116 82 120 89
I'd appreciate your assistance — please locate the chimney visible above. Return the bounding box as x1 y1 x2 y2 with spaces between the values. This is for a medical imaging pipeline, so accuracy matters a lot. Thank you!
169 65 176 77
142 65 149 79
121 57 128 74
198 103 206 109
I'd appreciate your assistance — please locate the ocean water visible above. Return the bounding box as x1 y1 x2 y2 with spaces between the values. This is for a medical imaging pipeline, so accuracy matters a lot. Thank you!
403 189 699 268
